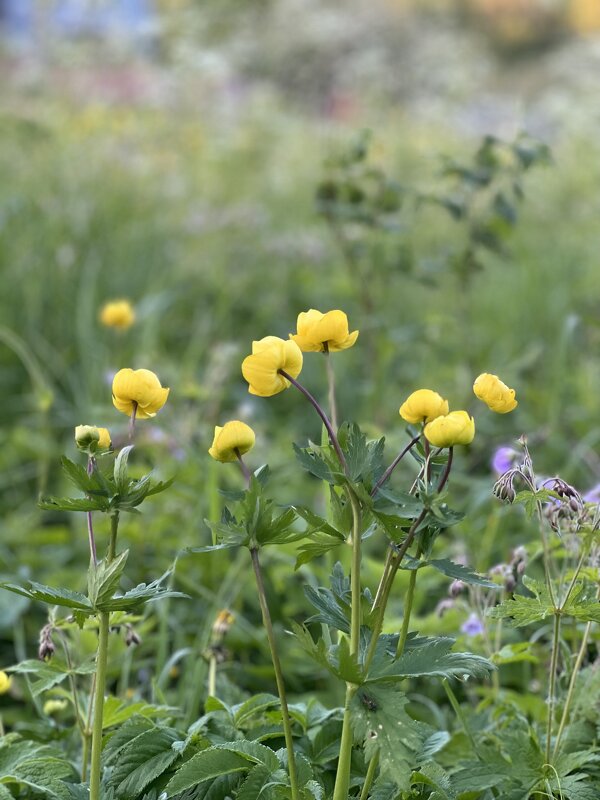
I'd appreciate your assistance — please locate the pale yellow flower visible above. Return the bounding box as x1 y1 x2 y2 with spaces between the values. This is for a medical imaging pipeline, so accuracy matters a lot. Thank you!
75 425 112 453
473 373 517 414
0 670 11 694
43 699 68 715
424 411 475 447
241 337 303 397
399 389 449 425
112 368 170 418
290 309 359 352
99 300 135 330
209 421 255 463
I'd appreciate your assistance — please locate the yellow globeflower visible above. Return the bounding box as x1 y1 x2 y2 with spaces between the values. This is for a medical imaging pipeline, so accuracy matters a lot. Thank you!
241 337 303 397
112 369 170 418
43 699 68 715
209 421 256 463
399 389 449 425
0 670 11 694
424 411 475 448
473 373 517 414
290 309 359 352
75 425 112 454
99 299 135 330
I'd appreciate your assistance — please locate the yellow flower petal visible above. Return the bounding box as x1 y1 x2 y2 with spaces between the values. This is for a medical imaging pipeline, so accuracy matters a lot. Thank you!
99 299 135 330
208 420 256 463
0 670 11 694
399 389 449 424
424 411 475 447
473 373 518 414
112 368 169 418
290 308 359 352
242 337 303 397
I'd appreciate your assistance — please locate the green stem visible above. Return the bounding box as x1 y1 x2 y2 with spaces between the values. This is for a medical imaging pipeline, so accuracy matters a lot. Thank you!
545 612 561 764
443 679 478 752
396 548 421 658
332 488 363 800
89 512 119 798
552 619 591 759
250 548 300 800
207 655 217 698
360 752 379 800
324 347 338 432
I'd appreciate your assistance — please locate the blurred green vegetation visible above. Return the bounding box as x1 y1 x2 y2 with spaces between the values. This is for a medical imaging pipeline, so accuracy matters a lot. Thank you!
1 82 600 736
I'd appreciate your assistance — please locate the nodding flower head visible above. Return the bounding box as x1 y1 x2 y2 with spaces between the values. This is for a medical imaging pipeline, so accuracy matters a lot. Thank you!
473 373 517 414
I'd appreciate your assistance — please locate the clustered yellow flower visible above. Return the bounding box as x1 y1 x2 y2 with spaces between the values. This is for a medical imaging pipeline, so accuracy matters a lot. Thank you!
112 368 170 419
75 425 112 454
473 373 518 414
99 299 135 330
0 670 11 694
290 309 359 353
209 421 255 463
241 337 303 397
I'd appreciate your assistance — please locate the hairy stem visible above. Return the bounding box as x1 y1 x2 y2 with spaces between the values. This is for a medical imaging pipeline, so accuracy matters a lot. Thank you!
324 347 339 432
250 548 300 800
279 369 347 472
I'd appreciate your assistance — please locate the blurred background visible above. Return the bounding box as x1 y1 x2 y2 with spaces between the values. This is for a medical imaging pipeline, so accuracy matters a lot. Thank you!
1 0 600 722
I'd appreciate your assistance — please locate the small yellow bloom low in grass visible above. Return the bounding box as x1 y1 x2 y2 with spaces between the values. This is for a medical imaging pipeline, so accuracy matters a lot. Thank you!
209 421 256 463
75 425 112 454
399 389 449 424
424 410 475 447
242 336 303 397
99 299 135 330
0 670 11 694
290 309 358 352
473 373 517 414
43 699 68 715
112 368 170 418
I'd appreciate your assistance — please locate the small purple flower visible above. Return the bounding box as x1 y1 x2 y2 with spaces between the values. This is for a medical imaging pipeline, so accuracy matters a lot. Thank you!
583 483 600 504
461 612 484 638
492 446 519 476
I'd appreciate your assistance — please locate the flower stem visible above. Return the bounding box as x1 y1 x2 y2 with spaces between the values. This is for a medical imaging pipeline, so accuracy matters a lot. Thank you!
324 347 338 431
332 488 362 800
235 449 252 484
250 548 300 800
128 403 137 442
207 654 217 698
545 612 561 764
86 458 97 565
360 752 379 800
396 547 421 658
279 369 347 472
89 512 119 799
371 434 421 497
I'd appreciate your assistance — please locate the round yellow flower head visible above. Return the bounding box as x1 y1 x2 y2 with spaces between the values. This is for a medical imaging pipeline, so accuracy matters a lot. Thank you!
0 670 11 694
208 420 256 463
99 299 135 330
241 336 303 397
75 425 112 454
112 368 170 419
399 389 450 425
473 373 518 414
424 410 475 448
290 309 359 353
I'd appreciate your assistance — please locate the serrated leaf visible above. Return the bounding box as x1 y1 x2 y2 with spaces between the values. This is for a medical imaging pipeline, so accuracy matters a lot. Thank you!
110 727 182 799
101 696 174 729
0 580 93 611
232 694 280 728
351 683 423 790
88 550 129 607
95 571 187 612
235 763 272 800
488 577 555 627
295 535 343 568
39 496 110 513
293 443 344 485
7 659 93 697
427 559 497 589
367 637 493 682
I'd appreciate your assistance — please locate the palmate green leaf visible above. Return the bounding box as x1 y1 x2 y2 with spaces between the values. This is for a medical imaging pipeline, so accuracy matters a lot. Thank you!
101 696 175 729
304 583 350 633
114 445 135 493
165 742 279 796
488 576 555 627
292 506 343 539
88 550 129 607
367 636 493 682
427 559 497 589
39 495 111 513
61 456 112 496
369 780 401 800
337 422 385 486
295 535 343 568
109 727 183 799
0 580 93 611
95 571 187 612
293 442 345 485
291 623 363 683
7 658 95 697
411 761 457 800
548 774 598 800
351 683 423 790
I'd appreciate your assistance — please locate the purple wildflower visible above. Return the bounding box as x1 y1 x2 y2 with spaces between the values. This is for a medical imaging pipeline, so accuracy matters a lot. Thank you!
461 612 484 637
492 446 519 476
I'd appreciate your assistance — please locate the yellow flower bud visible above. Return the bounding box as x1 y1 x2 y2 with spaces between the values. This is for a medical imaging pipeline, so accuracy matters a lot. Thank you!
112 368 170 419
399 389 449 425
241 337 303 397
290 309 359 353
99 299 135 330
75 425 112 454
0 670 11 694
43 699 68 715
424 411 475 447
473 373 517 414
208 421 256 463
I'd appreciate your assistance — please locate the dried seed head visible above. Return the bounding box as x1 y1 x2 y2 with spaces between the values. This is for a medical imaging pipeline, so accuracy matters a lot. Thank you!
125 624 142 647
38 624 55 662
